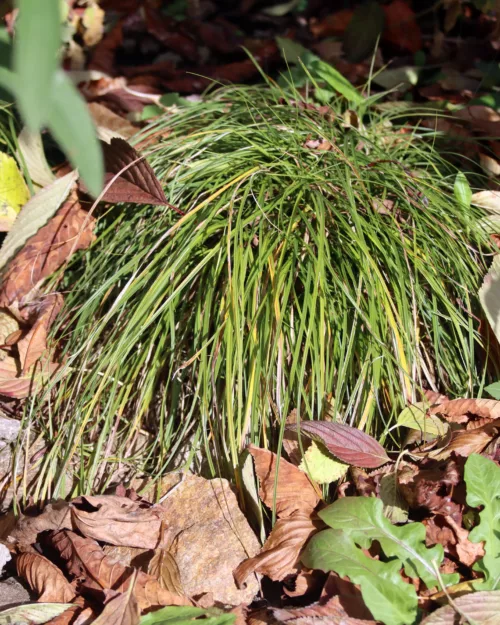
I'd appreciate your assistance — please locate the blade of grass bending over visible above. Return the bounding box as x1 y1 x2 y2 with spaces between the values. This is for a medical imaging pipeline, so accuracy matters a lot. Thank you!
30 82 492 496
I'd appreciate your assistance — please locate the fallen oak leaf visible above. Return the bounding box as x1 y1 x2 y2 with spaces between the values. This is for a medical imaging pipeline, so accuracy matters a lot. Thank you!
97 138 183 214
234 511 323 587
70 495 167 549
16 552 76 603
248 445 320 518
52 531 191 611
287 421 390 468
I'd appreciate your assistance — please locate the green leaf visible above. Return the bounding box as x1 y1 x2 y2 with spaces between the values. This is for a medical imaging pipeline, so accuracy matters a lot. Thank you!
298 441 349 484
0 604 73 625
343 1 384 63
319 496 457 588
313 60 365 106
485 381 500 400
465 454 500 590
275 36 309 65
14 0 61 130
0 151 30 231
454 172 472 209
397 402 448 437
0 169 78 271
17 127 55 188
46 70 103 197
263 0 301 16
302 528 418 625
139 606 235 625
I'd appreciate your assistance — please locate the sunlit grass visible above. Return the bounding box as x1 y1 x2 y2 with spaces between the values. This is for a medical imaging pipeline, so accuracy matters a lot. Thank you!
30 84 492 498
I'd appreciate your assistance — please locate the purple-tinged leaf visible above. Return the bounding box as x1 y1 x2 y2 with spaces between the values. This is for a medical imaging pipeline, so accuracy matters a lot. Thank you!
288 421 390 468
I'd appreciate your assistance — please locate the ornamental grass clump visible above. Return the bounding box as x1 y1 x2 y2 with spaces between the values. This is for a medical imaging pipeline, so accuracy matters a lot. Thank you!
40 85 490 494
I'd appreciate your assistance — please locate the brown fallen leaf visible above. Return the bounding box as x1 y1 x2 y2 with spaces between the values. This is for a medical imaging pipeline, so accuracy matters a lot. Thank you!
89 102 137 141
0 191 95 307
248 445 319 518
287 421 389 468
445 515 484 568
431 399 500 421
9 500 71 546
70 495 165 549
17 552 76 603
429 419 500 460
273 594 376 624
52 530 191 611
421 590 500 624
148 549 183 595
92 590 140 625
234 511 323 587
98 138 181 214
17 294 63 373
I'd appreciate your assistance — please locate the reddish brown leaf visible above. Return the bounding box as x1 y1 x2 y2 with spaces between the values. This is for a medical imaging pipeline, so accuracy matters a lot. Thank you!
0 354 60 398
10 500 72 546
429 419 500 460
273 595 376 624
17 552 76 602
92 591 140 625
288 421 389 468
0 192 95 306
233 511 322 587
52 530 191 611
309 10 355 38
431 398 500 421
248 445 319 518
70 495 165 549
383 0 422 53
98 139 181 214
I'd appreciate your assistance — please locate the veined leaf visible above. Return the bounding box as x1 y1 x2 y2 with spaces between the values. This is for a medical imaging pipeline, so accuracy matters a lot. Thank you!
454 172 472 208
485 381 500 400
302 528 417 625
139 606 235 625
298 440 349 484
421 590 500 624
0 604 73 625
14 0 60 130
319 497 458 589
465 454 500 590
397 402 448 437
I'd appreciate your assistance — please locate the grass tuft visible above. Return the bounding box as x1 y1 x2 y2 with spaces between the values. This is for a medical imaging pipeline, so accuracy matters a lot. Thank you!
33 84 491 497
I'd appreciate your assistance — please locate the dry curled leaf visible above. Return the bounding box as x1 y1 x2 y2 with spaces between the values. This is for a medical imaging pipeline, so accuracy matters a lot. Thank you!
148 549 183 595
71 495 165 549
52 530 191 611
0 191 95 307
421 590 500 624
9 500 71 545
431 398 500 421
287 421 389 468
234 511 323 587
428 419 500 460
248 445 319 518
91 590 140 625
273 594 376 624
16 552 76 603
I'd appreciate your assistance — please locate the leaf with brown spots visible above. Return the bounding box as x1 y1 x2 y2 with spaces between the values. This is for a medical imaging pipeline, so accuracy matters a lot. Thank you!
52 531 191 611
248 445 319 518
233 511 323 587
0 191 95 306
16 552 76 602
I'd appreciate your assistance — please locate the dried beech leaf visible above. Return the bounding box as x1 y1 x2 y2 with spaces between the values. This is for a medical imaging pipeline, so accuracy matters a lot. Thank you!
421 590 500 624
148 549 184 595
10 500 71 545
99 138 168 206
430 398 500 421
91 591 140 625
234 511 322 587
288 421 389 468
0 192 95 306
17 552 76 603
248 445 319 518
273 595 376 624
52 531 191 611
71 495 164 549
17 294 63 372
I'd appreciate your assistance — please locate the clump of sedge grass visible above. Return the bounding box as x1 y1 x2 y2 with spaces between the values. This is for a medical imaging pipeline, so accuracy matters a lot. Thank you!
33 84 491 498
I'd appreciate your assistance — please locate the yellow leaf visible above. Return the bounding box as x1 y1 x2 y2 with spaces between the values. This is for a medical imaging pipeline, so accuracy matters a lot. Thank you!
299 441 349 484
0 152 29 232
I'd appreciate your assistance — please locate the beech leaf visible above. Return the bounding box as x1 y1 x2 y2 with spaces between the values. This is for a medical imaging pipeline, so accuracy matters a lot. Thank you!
464 454 500 590
16 552 76 603
288 421 389 468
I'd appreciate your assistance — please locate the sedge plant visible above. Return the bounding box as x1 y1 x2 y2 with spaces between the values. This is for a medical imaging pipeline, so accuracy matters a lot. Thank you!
29 81 492 498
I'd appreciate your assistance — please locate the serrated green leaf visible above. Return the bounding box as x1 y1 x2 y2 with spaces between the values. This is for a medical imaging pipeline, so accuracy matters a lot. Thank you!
47 70 103 197
298 441 349 484
397 402 448 437
14 0 60 130
319 497 458 588
465 454 500 590
485 381 500 400
302 528 418 625
0 603 73 625
454 172 472 208
0 169 77 271
139 606 235 625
